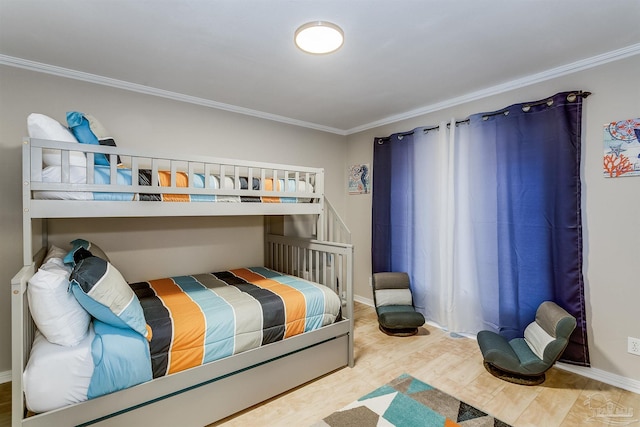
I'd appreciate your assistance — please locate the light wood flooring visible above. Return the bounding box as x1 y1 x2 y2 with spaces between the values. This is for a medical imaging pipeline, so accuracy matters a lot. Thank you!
211 303 640 427
1 303 638 426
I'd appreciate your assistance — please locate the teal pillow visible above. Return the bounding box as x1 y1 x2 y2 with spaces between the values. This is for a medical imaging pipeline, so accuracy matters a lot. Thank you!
86 114 121 166
64 238 110 266
66 112 117 166
70 256 148 338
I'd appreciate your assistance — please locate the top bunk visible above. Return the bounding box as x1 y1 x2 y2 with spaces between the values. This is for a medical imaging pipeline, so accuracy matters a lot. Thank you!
22 137 325 219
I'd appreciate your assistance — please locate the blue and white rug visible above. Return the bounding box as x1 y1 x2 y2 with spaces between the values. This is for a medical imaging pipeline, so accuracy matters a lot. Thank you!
313 374 511 427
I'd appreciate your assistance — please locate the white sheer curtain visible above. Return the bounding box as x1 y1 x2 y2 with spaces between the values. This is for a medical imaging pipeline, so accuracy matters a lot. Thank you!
411 120 488 334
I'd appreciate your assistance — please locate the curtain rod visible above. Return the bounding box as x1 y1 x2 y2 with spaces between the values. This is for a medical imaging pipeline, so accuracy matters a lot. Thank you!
376 91 591 143
377 119 470 141
481 90 591 120
422 119 470 133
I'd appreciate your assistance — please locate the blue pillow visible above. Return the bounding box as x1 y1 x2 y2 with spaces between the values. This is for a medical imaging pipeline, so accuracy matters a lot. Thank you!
64 238 110 266
70 256 148 338
88 320 152 399
66 112 112 166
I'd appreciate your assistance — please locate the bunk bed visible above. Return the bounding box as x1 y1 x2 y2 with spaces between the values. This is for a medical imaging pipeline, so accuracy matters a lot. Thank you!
12 137 354 427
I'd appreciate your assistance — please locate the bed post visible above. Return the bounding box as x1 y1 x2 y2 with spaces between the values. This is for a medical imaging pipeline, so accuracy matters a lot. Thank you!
14 139 32 426
22 139 32 266
316 170 326 241
346 244 354 367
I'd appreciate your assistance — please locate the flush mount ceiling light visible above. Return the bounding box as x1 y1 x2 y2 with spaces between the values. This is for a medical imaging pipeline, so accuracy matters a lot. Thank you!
294 21 344 54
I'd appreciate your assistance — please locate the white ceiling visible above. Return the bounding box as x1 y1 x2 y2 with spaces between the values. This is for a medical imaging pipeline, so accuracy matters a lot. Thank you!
1 0 639 134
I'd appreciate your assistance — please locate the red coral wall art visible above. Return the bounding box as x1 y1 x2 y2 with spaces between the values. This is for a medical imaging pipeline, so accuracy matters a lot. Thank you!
603 118 640 178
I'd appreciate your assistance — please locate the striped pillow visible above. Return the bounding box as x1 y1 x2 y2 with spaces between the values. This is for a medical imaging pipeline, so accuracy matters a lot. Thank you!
70 256 148 338
63 239 110 266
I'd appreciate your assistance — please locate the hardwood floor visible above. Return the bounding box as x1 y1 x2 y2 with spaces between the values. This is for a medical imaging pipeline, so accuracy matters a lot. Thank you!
1 303 638 426
211 303 640 427
0 380 9 427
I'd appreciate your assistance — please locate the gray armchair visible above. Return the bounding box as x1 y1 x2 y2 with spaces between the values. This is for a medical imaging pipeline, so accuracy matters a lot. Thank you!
372 272 425 336
477 301 576 385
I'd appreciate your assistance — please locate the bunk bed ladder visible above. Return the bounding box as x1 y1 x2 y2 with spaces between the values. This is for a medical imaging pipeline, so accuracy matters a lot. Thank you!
317 197 351 244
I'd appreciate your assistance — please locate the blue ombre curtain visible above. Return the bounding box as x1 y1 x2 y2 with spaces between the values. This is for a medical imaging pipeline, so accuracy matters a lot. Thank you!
372 91 589 366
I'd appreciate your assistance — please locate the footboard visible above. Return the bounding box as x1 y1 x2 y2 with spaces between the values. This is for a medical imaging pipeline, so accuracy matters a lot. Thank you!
265 233 354 367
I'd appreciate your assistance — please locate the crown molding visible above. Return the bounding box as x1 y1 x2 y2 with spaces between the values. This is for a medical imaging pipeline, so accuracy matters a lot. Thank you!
346 42 640 135
2 42 639 137
0 54 347 136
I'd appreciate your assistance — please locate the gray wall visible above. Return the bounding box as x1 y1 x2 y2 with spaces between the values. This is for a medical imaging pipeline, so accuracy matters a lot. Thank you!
345 55 640 383
0 65 348 375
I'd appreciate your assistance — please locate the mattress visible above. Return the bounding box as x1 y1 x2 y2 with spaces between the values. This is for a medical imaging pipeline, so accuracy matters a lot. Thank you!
132 267 342 378
24 267 341 412
33 165 314 202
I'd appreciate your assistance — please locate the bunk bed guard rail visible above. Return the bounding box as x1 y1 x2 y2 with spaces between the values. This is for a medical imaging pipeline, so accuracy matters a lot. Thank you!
23 137 326 221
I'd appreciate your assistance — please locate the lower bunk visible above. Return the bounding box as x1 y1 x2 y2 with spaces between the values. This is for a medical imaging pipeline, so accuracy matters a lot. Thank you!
12 234 354 427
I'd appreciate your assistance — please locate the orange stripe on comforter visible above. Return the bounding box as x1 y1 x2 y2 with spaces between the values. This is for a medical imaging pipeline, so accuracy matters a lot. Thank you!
158 170 190 202
150 278 205 374
231 268 306 337
262 178 281 203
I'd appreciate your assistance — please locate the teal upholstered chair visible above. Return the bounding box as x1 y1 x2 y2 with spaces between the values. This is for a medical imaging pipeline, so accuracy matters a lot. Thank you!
372 272 425 336
477 301 577 385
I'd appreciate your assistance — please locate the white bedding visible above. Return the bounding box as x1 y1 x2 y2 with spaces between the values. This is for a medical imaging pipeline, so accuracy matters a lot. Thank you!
23 327 95 413
33 166 94 200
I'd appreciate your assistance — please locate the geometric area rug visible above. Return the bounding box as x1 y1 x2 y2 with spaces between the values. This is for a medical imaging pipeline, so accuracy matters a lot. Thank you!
312 373 512 427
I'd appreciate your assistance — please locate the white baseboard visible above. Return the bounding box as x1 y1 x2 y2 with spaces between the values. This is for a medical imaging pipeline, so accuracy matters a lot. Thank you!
354 294 640 394
354 295 374 307
556 363 640 394
0 370 11 384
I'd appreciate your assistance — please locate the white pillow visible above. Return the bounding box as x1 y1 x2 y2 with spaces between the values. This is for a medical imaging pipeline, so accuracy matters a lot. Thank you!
27 113 87 167
24 327 94 413
42 245 69 265
33 165 93 201
28 256 91 347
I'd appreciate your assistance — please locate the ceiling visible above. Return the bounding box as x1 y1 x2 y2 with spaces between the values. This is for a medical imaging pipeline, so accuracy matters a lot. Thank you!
1 0 639 135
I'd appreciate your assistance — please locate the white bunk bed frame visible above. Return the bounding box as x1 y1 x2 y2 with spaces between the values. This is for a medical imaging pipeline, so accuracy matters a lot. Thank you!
11 138 354 427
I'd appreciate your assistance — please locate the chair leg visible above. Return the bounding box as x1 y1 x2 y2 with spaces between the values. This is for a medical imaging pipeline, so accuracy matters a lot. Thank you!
483 362 546 386
379 324 419 337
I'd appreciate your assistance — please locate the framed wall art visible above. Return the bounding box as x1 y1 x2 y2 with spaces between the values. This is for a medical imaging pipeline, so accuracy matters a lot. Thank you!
348 164 370 194
603 118 640 178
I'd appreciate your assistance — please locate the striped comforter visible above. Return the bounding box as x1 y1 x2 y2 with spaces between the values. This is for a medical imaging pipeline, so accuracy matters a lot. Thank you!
130 267 342 378
35 165 314 203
